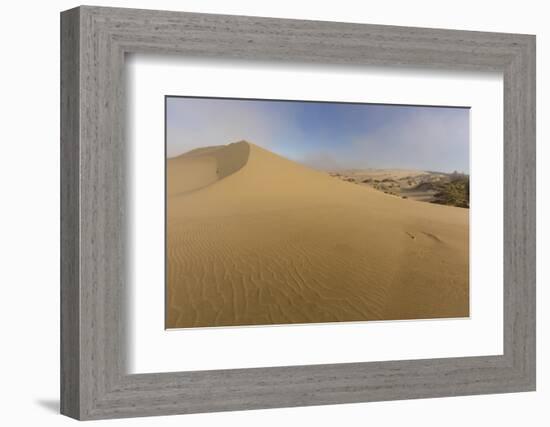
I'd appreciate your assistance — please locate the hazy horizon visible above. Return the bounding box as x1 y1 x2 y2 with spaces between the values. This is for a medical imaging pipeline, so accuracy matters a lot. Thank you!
166 96 470 173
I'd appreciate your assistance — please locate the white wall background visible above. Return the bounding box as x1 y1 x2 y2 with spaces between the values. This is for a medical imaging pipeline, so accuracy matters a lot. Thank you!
0 0 546 425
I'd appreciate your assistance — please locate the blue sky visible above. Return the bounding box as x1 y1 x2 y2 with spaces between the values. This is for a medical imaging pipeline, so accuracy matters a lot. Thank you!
166 97 470 173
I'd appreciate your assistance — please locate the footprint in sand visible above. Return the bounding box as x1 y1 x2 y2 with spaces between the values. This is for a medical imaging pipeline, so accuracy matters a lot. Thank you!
421 231 443 243
405 230 443 243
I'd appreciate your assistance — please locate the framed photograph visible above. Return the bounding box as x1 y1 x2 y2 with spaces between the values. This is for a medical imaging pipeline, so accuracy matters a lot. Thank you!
164 96 470 330
60 6 536 420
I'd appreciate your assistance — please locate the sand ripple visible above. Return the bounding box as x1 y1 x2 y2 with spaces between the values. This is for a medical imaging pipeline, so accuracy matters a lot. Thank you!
166 142 469 328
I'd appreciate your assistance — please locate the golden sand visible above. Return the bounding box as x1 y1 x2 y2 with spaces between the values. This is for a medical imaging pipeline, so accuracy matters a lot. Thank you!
166 141 469 328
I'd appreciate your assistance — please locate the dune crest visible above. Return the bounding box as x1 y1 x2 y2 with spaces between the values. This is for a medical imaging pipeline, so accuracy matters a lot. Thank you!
166 141 469 329
167 140 250 196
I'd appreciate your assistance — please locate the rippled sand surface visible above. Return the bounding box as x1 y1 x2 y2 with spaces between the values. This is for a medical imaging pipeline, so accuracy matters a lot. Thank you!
166 141 469 328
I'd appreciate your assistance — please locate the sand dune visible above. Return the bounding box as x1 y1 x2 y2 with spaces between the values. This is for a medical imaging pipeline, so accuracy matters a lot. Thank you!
166 141 469 328
167 142 250 195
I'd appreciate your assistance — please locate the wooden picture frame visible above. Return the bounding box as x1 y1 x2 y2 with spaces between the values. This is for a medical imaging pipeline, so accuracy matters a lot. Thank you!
60 5 536 420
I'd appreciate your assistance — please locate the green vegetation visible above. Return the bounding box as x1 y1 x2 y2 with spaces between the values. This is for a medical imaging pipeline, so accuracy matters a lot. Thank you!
430 173 469 208
329 170 469 208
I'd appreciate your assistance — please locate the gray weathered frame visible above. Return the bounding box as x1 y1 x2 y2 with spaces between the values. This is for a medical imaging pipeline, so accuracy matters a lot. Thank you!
60 5 536 420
